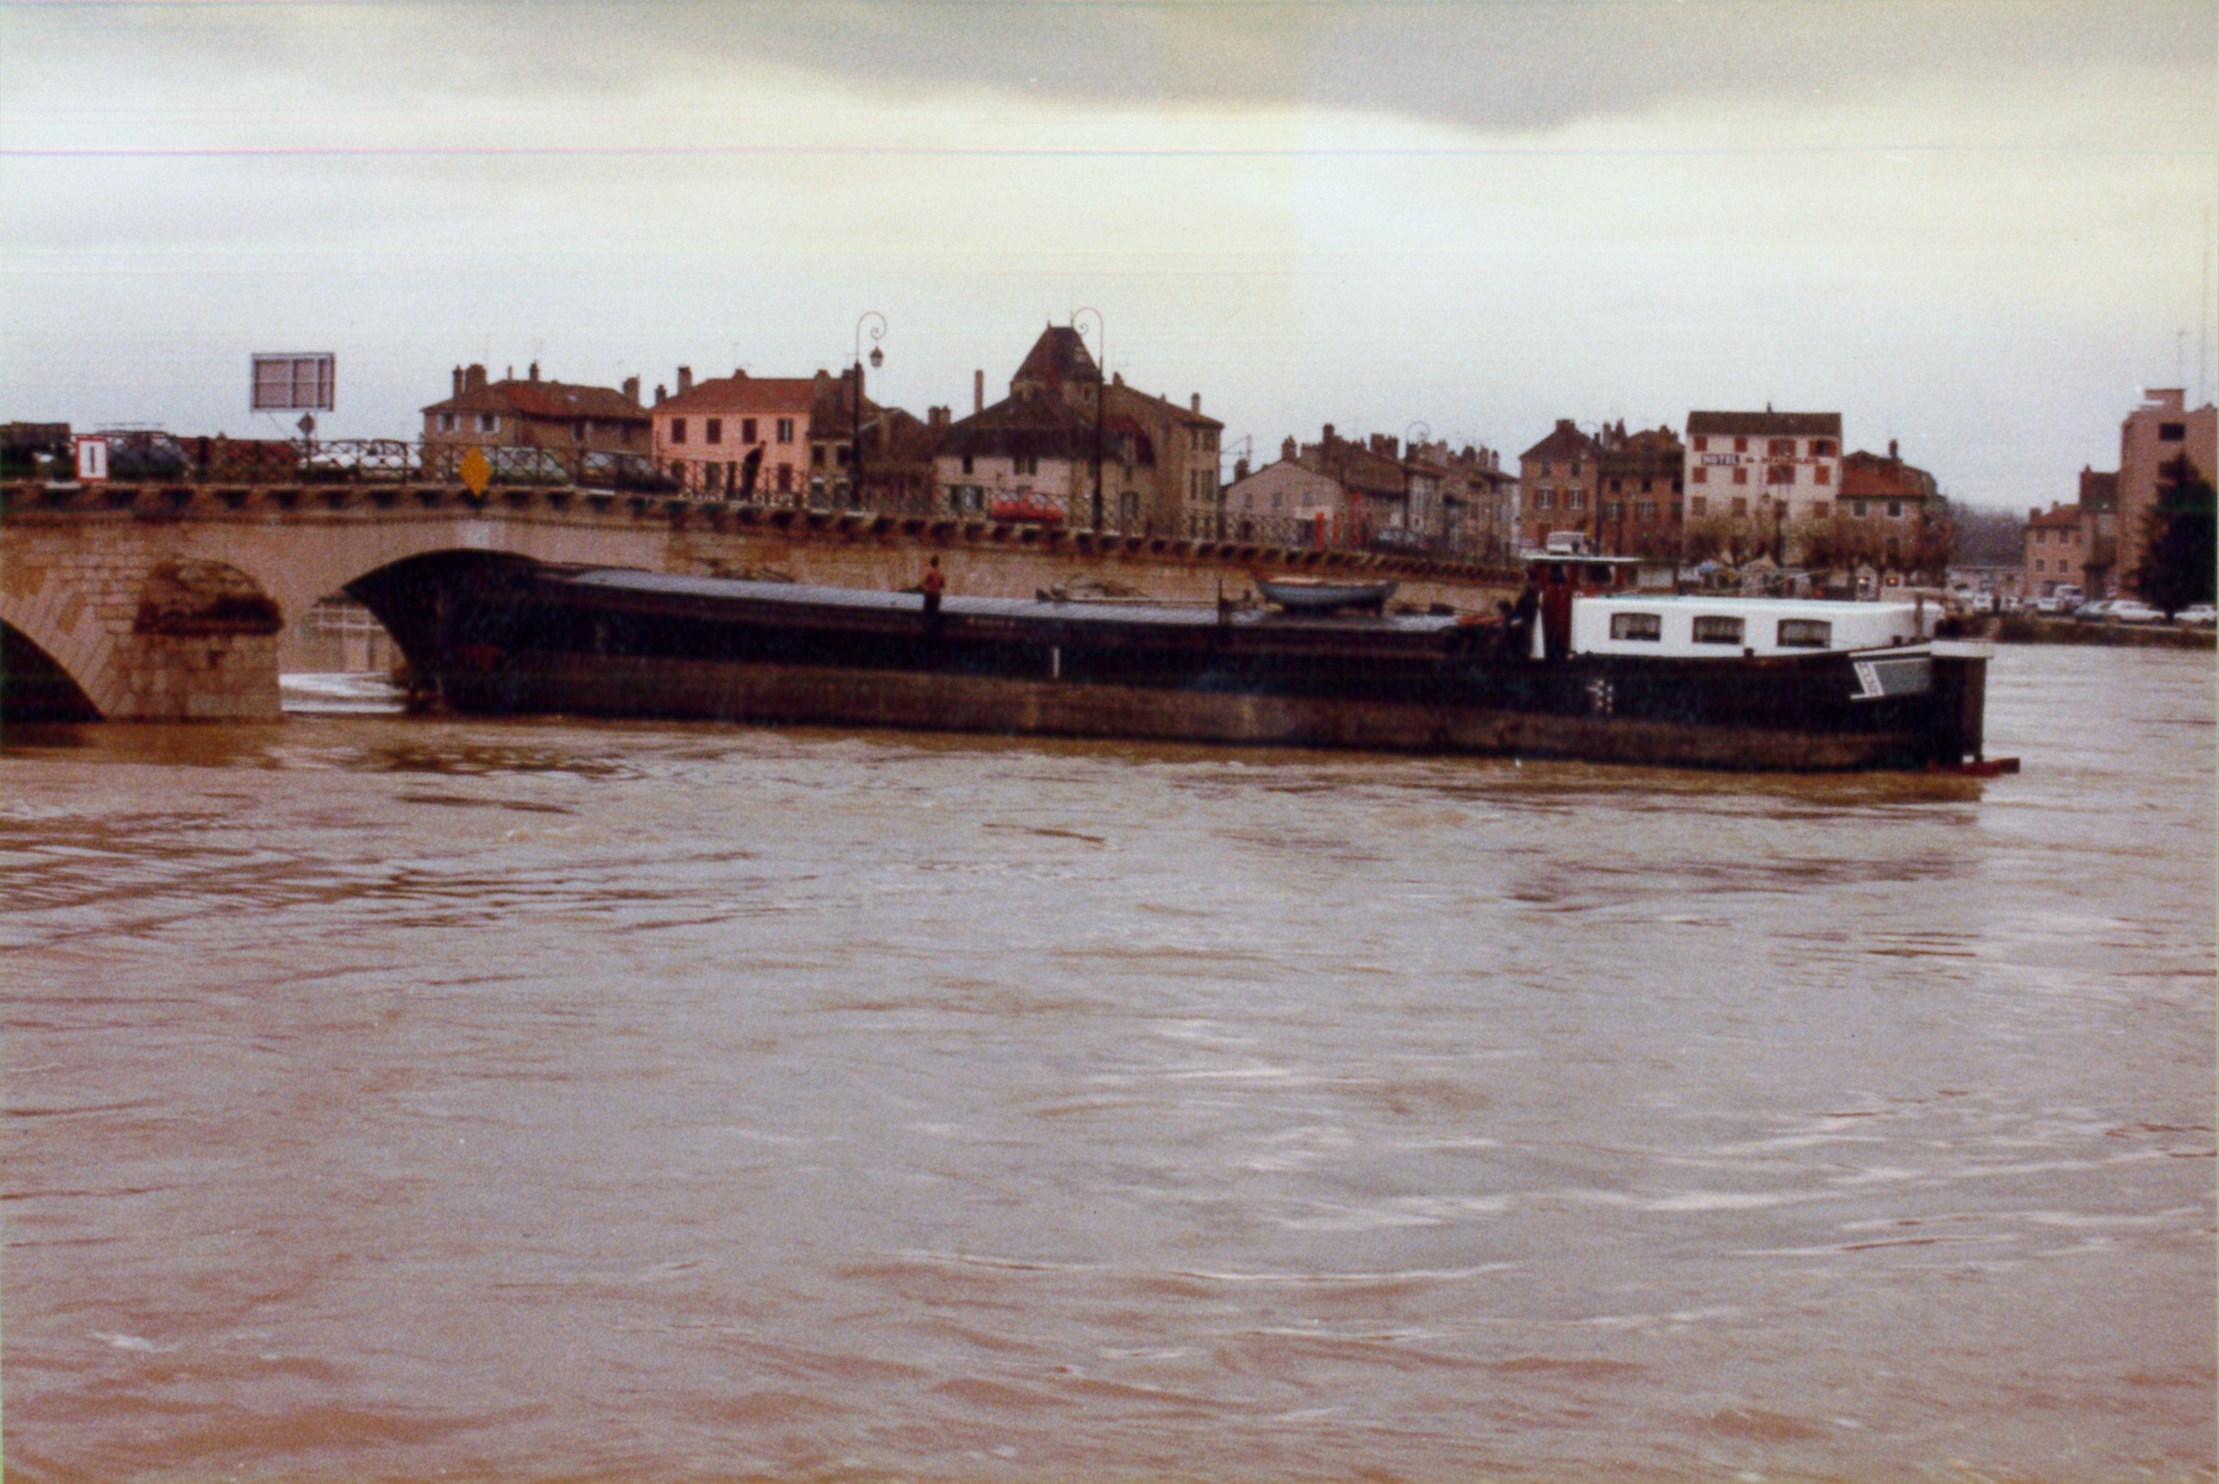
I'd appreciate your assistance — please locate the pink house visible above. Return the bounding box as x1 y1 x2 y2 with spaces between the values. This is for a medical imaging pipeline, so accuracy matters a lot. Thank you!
652 368 814 499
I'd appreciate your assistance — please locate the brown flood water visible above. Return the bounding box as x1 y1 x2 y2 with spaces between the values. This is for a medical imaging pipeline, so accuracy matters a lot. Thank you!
4 644 2212 1482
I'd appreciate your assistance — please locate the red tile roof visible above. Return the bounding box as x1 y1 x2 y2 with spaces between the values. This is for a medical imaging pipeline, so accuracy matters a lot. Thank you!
1519 421 1596 462
1686 410 1842 439
423 379 646 422
657 375 815 416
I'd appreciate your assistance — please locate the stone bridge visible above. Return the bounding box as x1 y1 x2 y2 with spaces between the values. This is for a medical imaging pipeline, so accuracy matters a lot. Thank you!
0 480 1516 723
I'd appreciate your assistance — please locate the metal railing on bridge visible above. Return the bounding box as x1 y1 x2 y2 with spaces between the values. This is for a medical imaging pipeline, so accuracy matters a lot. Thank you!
24 434 1515 566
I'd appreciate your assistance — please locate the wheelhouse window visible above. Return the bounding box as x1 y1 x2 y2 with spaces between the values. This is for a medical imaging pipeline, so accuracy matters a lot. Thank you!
1777 618 1833 649
1692 615 1745 645
1610 611 1663 641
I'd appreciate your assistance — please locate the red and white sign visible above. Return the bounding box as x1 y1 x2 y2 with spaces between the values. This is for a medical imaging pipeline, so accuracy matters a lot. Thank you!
73 436 108 482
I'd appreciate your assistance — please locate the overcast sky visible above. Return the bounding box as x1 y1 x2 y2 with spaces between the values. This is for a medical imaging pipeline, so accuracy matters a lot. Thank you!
3 0 2213 508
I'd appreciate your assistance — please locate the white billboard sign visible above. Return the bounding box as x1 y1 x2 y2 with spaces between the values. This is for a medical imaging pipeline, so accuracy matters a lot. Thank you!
252 353 335 412
74 435 108 482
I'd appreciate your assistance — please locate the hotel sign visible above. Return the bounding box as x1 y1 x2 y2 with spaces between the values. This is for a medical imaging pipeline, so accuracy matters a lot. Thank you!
251 353 335 412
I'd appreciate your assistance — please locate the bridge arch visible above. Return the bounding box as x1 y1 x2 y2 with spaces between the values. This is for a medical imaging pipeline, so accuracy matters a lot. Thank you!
0 558 283 722
2 620 103 722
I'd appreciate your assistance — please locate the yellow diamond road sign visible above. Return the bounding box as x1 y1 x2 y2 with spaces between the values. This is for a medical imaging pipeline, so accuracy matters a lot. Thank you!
458 446 490 497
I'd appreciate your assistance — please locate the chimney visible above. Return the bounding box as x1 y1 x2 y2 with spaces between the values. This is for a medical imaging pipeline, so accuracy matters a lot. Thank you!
929 405 950 432
1112 372 1123 386
2029 506 2040 522
505 365 514 381
529 361 540 382
1190 393 1201 413
677 366 693 395
452 365 464 397
1888 438 1898 460
1323 423 1336 444
465 363 488 393
974 369 984 414
1281 436 1297 461
1234 457 1250 482
622 376 640 405
655 384 667 406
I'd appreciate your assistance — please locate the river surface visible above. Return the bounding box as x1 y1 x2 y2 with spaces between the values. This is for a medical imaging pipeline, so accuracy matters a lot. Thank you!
4 645 2212 1482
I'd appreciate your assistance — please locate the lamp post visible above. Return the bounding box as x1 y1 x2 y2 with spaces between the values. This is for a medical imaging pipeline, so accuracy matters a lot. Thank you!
852 311 885 511
1074 307 1105 531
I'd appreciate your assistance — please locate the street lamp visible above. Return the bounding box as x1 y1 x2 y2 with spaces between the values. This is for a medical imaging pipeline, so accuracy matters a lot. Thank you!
1074 307 1104 531
852 311 885 510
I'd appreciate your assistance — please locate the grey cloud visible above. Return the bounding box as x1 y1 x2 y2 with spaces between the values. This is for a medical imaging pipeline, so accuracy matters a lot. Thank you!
25 1 2216 139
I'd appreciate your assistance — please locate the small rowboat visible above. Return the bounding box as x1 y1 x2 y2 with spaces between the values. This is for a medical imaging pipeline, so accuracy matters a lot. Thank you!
1251 574 1399 614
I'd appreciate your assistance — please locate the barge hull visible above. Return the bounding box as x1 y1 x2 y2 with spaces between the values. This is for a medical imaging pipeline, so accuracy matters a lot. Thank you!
437 650 1961 772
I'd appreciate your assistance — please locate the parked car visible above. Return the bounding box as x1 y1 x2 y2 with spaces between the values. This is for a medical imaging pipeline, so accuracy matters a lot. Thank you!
100 430 189 481
990 494 1065 525
2108 599 2163 624
2176 603 2217 627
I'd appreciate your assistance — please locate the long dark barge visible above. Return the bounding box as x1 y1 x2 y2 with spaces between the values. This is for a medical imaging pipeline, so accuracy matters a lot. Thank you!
349 556 1994 772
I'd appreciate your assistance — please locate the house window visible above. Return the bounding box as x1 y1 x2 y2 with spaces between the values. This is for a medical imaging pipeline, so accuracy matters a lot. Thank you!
1853 500 1868 517
1815 464 1832 485
742 418 757 444
1689 496 1708 517
438 413 457 433
1692 616 1745 645
812 446 825 468
1811 501 1829 519
1731 497 1749 517
2161 422 2186 441
961 455 975 475
1888 501 1903 518
1777 619 1832 648
776 418 794 444
1535 490 1553 511
777 464 790 493
1568 490 1584 510
1693 466 1708 484
1734 436 1748 453
1604 501 1623 522
2035 558 2047 574
707 418 723 445
1610 612 1663 641
1693 435 1708 453
1813 439 1834 457
476 413 500 434
1768 438 1795 457
1767 462 1795 485
671 418 687 445
1636 500 1656 521
573 420 587 443
1732 467 1749 485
